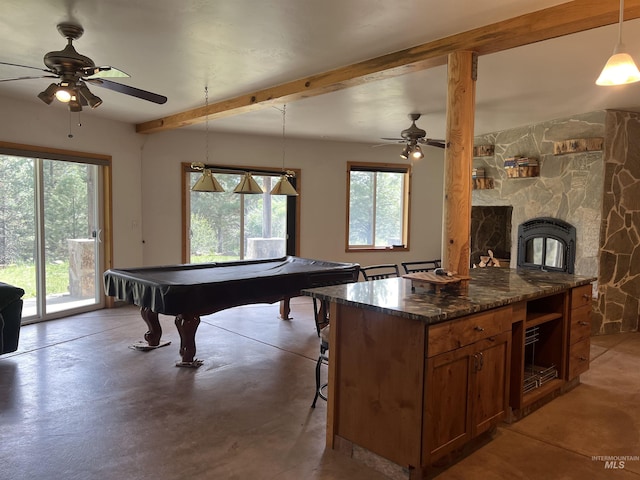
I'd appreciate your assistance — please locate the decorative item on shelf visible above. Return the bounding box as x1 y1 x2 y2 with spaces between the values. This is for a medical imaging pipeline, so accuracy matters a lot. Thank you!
472 166 494 189
473 144 495 157
504 156 539 178
553 138 604 155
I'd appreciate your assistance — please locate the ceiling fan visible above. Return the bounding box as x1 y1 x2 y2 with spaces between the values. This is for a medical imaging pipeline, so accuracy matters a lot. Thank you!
0 22 167 112
381 113 447 159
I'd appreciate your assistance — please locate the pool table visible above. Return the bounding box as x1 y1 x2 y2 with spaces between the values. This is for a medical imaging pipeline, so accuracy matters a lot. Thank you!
103 256 359 366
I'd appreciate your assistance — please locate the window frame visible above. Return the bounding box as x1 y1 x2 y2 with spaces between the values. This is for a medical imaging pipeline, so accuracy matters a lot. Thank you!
181 162 301 263
345 161 411 253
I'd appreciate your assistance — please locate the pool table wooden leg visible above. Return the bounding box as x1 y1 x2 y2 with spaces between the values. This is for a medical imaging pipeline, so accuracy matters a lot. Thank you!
140 307 162 346
175 313 201 364
279 298 292 320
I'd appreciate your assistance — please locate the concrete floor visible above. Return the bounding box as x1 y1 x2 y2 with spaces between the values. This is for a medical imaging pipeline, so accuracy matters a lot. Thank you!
1 298 638 480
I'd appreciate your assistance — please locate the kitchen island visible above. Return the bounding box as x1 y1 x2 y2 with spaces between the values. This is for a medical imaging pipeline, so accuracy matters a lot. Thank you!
303 267 595 479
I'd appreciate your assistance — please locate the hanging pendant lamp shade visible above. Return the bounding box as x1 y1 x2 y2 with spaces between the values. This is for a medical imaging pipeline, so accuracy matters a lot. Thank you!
270 174 299 196
596 0 640 86
192 169 225 192
596 48 640 85
233 172 264 194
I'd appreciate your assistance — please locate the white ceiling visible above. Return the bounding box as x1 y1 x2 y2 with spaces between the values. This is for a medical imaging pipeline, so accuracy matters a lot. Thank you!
2 0 640 145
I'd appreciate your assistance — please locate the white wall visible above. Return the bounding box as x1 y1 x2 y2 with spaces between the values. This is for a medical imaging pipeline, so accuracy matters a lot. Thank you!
0 95 445 270
141 129 445 268
0 95 145 268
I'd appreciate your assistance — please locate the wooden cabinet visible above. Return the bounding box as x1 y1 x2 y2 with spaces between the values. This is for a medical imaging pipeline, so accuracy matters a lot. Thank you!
424 308 511 462
325 282 593 476
510 292 566 414
567 284 592 379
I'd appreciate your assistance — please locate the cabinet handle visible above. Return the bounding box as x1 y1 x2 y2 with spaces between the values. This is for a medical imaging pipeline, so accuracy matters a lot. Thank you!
579 356 587 362
475 352 484 371
582 294 590 300
474 325 485 332
578 321 589 326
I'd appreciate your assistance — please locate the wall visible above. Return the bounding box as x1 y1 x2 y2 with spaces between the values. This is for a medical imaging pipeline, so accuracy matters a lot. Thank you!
0 94 145 269
593 111 640 334
140 129 445 268
472 111 605 279
0 95 445 272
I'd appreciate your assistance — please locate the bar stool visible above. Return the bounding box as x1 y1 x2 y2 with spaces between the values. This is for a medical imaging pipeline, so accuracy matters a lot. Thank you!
311 324 330 408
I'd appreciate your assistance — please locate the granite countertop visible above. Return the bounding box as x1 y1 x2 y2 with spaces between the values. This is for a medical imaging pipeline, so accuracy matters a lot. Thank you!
302 268 596 325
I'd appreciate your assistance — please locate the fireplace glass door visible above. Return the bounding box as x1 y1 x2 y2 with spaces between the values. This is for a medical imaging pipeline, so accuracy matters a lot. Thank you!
517 217 575 274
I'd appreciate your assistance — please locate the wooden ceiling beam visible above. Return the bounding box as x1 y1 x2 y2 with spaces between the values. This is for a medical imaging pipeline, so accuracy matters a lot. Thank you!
136 0 640 134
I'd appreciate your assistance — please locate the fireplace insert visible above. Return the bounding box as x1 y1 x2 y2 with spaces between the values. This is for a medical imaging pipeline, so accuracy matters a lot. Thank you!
517 217 576 274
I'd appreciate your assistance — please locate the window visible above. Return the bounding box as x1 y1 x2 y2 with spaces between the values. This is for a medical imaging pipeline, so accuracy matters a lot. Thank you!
182 164 300 263
0 143 111 323
346 162 411 251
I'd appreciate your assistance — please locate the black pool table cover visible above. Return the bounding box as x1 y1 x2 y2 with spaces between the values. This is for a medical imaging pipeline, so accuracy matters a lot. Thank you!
104 256 360 316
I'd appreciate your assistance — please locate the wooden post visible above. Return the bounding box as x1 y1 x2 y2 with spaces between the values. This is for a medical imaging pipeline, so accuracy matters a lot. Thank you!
442 51 476 277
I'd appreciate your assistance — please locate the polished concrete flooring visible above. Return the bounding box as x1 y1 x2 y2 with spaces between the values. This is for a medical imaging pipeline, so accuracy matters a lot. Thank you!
1 298 638 480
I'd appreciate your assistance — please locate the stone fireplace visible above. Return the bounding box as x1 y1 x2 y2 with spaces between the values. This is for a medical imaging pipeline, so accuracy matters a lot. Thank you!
472 110 602 278
472 109 640 334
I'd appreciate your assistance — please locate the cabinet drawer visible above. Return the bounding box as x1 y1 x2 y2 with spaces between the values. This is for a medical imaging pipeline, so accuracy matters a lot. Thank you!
571 285 592 309
568 337 590 379
428 307 511 357
569 304 591 345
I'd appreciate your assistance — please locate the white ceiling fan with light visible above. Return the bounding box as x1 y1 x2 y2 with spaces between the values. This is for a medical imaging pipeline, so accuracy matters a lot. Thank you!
0 22 167 112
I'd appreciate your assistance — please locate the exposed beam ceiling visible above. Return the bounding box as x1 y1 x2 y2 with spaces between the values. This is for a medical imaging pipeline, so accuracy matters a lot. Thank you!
136 0 640 134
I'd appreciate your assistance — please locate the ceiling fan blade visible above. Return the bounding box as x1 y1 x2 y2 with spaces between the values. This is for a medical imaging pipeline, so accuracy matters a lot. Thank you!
0 75 57 83
0 61 55 74
88 78 167 104
84 66 130 79
380 137 404 142
423 139 448 148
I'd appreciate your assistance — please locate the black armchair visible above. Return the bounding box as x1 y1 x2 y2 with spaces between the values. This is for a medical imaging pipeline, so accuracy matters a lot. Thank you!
0 282 25 354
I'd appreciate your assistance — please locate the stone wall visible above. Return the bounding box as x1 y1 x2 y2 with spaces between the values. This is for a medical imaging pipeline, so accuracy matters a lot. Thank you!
470 206 512 266
592 111 640 334
472 111 605 280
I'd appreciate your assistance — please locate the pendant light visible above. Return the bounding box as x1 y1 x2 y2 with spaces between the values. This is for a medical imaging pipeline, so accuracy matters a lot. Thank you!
596 0 640 86
233 172 264 194
191 86 225 192
270 104 299 196
192 166 224 192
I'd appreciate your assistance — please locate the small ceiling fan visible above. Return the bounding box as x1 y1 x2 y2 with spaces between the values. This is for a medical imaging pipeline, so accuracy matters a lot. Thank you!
0 22 167 112
381 113 447 159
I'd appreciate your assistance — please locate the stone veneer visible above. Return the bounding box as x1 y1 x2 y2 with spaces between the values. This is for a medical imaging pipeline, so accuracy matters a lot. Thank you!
473 111 605 280
473 109 640 334
471 205 512 266
592 111 640 334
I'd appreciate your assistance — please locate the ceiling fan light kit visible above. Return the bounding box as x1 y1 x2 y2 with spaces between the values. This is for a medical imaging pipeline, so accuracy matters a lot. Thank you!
381 113 446 159
596 0 640 86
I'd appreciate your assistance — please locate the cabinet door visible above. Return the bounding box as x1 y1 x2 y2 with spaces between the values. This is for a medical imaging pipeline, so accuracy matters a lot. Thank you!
424 343 474 462
472 332 511 435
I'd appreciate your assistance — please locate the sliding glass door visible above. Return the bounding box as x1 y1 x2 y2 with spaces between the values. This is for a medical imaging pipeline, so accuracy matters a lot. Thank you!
0 151 106 323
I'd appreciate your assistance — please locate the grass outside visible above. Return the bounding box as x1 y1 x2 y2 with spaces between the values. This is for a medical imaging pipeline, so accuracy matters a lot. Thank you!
0 263 69 298
1 256 240 298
